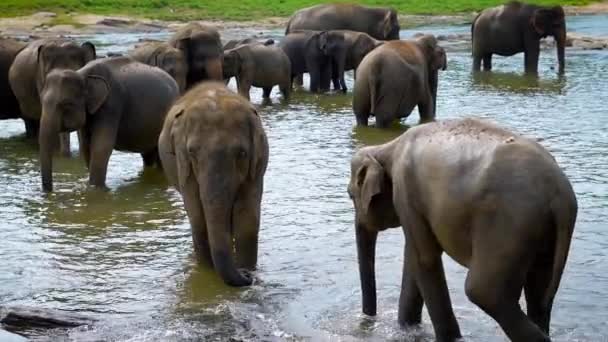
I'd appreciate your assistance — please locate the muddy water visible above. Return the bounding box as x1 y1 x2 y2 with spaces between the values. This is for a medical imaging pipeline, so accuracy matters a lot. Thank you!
1 15 607 341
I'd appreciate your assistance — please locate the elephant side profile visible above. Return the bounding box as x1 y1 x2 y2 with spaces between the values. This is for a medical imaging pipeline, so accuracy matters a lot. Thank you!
348 118 577 342
158 82 269 287
328 30 383 91
38 56 179 192
9 39 96 155
223 43 291 100
129 42 187 93
285 4 400 41
279 30 346 93
223 38 275 51
472 1 566 74
168 23 223 89
0 38 28 129
352 35 447 128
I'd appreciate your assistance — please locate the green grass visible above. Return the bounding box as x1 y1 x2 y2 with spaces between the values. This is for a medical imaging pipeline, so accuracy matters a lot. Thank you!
0 0 598 22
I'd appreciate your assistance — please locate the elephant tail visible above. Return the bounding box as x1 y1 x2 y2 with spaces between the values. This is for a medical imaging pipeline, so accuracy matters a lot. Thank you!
368 62 382 114
544 190 577 309
285 17 293 35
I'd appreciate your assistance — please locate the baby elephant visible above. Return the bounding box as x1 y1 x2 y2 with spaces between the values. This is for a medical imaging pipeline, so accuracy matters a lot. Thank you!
39 56 179 191
129 42 187 93
158 82 269 287
223 44 291 100
348 118 577 342
353 34 447 128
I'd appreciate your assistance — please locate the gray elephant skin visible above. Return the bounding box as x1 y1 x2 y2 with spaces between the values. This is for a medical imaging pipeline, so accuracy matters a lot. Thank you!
9 39 96 155
353 35 447 128
38 56 179 192
348 118 577 342
472 1 566 74
0 38 27 127
129 42 187 93
223 43 291 100
329 30 383 91
286 4 400 41
280 30 346 93
223 38 274 51
168 23 223 90
158 82 269 287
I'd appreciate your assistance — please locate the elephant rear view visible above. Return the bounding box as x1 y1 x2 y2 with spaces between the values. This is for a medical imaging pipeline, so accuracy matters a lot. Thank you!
471 1 566 74
38 56 179 191
158 82 269 287
286 4 400 41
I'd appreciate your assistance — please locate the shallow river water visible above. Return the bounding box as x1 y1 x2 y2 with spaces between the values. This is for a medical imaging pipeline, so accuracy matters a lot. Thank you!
1 15 607 342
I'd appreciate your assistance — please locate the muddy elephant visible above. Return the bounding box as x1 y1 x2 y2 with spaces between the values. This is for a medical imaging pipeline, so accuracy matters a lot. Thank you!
168 23 223 90
352 35 447 128
328 30 383 91
223 38 274 51
38 56 179 192
129 42 187 93
279 30 347 93
223 43 291 100
472 1 566 74
285 4 400 41
9 39 96 155
158 82 269 287
0 38 28 129
349 118 577 342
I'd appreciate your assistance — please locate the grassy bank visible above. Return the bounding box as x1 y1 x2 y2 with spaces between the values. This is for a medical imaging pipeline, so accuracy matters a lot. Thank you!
0 0 599 21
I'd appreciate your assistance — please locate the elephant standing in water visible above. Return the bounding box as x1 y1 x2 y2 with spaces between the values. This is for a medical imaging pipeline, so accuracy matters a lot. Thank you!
353 35 447 128
129 42 187 93
159 82 269 287
168 23 223 90
38 56 179 192
472 1 566 74
285 4 400 41
222 38 274 51
9 39 96 155
348 118 577 342
0 38 27 131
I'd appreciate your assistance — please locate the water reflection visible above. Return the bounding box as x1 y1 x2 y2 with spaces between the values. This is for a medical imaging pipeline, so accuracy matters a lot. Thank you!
471 71 567 94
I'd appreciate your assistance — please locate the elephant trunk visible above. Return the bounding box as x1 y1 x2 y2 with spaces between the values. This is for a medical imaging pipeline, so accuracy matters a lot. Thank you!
205 57 224 81
39 112 60 192
356 224 378 316
556 30 566 74
200 165 252 287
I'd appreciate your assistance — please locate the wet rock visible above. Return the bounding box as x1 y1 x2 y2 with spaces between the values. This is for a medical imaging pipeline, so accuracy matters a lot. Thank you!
0 306 95 330
0 329 27 342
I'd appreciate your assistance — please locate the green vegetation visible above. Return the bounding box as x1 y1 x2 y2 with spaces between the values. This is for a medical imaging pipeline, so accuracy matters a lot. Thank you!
0 0 598 21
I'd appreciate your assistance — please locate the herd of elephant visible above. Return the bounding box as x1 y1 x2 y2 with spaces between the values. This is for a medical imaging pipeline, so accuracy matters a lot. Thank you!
0 2 578 342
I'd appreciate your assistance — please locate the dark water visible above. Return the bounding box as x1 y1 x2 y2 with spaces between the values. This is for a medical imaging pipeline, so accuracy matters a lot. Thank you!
1 16 607 342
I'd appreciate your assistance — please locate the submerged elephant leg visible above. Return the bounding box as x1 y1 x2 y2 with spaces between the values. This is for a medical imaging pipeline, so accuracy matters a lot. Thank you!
262 87 272 99
417 90 435 123
524 250 555 334
524 44 540 74
294 74 304 87
24 118 39 139
59 132 71 157
142 148 159 168
398 235 424 327
77 129 91 169
472 54 482 72
279 82 291 99
482 54 492 71
88 124 118 189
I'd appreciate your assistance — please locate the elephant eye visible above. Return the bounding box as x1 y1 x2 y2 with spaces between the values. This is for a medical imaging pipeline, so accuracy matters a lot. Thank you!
237 148 248 159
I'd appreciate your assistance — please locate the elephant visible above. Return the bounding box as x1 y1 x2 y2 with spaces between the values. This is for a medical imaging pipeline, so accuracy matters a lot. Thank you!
129 42 187 93
472 1 566 74
158 82 269 287
9 39 96 155
223 38 275 51
38 56 179 192
168 23 223 90
348 118 577 342
285 4 400 41
279 30 347 93
223 43 291 100
352 35 447 128
0 38 27 129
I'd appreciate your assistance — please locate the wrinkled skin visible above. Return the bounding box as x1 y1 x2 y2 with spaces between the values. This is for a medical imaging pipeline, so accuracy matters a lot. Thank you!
223 38 275 51
129 42 187 93
169 23 223 89
353 35 447 128
286 4 400 41
9 39 96 156
279 30 347 93
158 82 269 287
38 57 179 192
348 118 577 342
472 1 566 74
0 38 31 133
223 44 291 100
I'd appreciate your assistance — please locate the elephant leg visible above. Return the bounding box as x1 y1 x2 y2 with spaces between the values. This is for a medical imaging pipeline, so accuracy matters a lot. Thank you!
319 64 331 92
77 129 91 169
294 74 304 87
279 81 291 99
524 251 555 334
524 44 540 74
482 55 492 71
417 90 435 123
142 148 159 168
472 54 482 72
88 124 118 189
398 233 424 327
236 78 252 101
182 175 213 266
309 67 322 93
262 87 272 98
59 133 71 157
24 119 39 140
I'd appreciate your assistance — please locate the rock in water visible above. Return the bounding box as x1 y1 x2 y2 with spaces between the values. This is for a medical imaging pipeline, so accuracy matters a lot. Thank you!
0 306 94 330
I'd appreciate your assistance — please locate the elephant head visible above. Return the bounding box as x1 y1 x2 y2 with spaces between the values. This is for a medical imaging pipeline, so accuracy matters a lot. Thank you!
318 31 347 76
166 83 268 286
37 41 96 92
378 9 400 40
531 6 566 73
348 149 400 316
39 69 109 191
170 23 223 88
222 48 242 80
154 46 187 93
352 35 383 70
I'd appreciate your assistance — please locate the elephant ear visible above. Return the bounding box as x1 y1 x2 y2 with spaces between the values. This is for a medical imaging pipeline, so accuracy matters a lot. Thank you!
85 75 109 115
248 107 268 181
81 41 97 63
356 156 385 216
531 9 552 36
318 31 329 53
